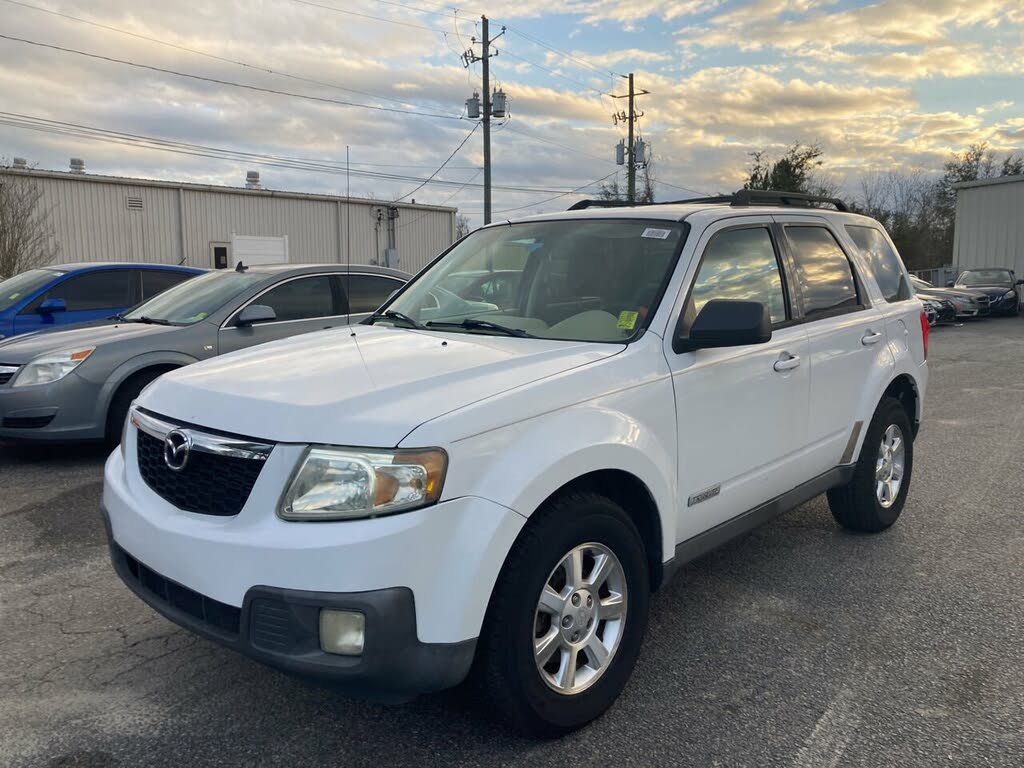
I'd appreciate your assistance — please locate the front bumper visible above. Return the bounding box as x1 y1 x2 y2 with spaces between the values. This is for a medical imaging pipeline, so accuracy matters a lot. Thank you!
103 506 475 701
103 443 526 698
0 371 104 441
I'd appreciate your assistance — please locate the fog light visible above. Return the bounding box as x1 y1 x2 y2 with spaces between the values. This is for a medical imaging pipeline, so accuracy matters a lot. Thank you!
319 609 365 656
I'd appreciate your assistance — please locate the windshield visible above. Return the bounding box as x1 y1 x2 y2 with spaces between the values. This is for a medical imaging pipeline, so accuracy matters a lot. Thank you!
123 270 265 325
386 219 687 342
911 276 933 289
0 269 61 312
958 269 1013 287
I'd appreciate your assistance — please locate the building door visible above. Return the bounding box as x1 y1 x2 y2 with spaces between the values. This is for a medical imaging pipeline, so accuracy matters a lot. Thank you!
211 242 230 269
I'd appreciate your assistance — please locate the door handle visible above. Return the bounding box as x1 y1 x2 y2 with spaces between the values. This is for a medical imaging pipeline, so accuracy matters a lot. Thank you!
773 353 801 372
862 330 884 346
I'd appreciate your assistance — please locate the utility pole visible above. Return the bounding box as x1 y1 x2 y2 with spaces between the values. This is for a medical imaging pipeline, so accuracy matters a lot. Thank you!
463 16 505 224
612 73 649 203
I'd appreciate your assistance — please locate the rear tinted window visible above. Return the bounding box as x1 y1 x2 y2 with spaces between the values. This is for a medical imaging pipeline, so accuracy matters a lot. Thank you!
47 270 133 311
344 274 405 314
141 269 194 299
786 227 860 318
845 226 907 302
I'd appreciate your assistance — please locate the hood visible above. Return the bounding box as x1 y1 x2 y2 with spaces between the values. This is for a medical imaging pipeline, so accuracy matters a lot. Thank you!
917 286 985 301
0 321 179 364
955 284 1014 297
139 325 621 446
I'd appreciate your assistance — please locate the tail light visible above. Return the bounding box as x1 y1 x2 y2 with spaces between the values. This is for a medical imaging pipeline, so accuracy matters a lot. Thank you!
919 310 929 360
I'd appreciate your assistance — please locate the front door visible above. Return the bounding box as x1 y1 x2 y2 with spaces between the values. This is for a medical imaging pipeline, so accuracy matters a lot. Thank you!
664 219 810 543
218 274 344 354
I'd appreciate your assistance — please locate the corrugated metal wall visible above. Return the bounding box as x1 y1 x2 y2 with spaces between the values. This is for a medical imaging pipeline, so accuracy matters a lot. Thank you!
953 178 1024 275
2 170 455 273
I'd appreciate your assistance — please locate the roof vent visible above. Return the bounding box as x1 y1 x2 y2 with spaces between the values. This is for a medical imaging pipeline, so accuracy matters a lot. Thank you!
69 157 86 174
245 170 262 189
126 196 144 211
12 157 28 169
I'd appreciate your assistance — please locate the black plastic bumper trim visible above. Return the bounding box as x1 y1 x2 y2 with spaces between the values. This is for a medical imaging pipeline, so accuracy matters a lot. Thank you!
101 504 477 702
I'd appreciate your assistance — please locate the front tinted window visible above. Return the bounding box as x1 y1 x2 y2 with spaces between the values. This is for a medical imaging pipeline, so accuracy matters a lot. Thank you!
344 274 404 314
786 227 860 318
0 269 60 312
46 270 132 311
845 226 907 303
958 269 1013 287
257 276 336 321
124 270 265 325
387 220 686 342
687 227 786 325
141 269 194 299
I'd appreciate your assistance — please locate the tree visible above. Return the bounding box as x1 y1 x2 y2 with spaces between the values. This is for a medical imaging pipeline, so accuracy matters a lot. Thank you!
596 162 656 204
0 169 59 279
454 214 472 239
744 143 824 194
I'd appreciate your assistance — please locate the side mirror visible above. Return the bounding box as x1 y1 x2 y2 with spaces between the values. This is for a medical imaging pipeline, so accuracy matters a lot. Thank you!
679 299 772 352
1016 279 1024 286
38 297 66 314
235 304 276 327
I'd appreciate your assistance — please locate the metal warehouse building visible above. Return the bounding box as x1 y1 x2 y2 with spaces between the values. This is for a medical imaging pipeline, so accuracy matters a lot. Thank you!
953 174 1024 276
0 166 456 274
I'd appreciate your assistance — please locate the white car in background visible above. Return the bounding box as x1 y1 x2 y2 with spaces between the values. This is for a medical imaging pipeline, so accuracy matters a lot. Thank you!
103 190 928 737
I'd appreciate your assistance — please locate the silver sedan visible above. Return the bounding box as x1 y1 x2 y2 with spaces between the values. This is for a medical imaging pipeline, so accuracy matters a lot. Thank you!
0 264 408 443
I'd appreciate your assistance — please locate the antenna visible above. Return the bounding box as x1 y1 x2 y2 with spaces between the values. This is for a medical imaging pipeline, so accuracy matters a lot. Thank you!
346 145 352 322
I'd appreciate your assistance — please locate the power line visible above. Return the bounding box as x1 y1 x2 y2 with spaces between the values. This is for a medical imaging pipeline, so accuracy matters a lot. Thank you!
1 0 445 112
394 123 478 202
499 49 609 97
0 33 466 121
501 124 616 166
491 170 620 214
0 112 600 194
398 168 481 229
287 0 441 33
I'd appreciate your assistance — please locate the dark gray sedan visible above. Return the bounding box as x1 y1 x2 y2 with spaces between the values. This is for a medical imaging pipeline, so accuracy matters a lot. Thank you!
0 264 409 442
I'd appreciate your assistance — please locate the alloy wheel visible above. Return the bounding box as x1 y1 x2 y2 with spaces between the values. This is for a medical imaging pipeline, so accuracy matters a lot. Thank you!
875 423 905 508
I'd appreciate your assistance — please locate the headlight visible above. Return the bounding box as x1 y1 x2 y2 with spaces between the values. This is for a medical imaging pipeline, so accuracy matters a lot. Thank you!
279 447 448 521
12 347 95 387
1004 290 1015 299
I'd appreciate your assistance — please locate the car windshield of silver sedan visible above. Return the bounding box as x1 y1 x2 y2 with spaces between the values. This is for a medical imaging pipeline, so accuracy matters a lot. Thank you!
381 219 687 342
122 270 265 325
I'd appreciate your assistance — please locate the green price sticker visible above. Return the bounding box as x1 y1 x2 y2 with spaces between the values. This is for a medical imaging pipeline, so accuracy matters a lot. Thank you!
617 311 639 330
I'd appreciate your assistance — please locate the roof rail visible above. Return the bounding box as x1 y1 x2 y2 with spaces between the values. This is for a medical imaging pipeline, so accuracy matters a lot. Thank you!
567 189 849 212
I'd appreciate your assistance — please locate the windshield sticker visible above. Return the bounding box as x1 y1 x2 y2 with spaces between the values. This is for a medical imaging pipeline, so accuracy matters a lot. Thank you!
641 227 672 240
617 311 639 330
8 293 20 300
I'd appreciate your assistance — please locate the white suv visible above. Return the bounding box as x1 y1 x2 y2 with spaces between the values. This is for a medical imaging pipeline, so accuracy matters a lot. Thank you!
103 191 928 736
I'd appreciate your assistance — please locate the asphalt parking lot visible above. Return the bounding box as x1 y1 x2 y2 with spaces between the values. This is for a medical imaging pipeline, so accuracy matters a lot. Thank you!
1 317 1022 767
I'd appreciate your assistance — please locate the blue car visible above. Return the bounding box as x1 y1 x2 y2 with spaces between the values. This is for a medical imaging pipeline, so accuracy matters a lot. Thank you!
0 262 204 340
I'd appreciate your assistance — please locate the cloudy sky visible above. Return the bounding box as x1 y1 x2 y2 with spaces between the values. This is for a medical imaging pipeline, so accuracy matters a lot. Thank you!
1 0 1022 224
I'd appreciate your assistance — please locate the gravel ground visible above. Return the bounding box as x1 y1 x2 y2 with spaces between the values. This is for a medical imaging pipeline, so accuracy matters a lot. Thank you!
1 317 1022 768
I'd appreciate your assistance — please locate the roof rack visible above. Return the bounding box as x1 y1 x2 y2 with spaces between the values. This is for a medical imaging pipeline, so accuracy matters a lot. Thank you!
568 189 849 213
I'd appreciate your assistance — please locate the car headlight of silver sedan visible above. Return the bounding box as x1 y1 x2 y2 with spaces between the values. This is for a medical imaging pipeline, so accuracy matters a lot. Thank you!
12 347 95 387
1003 290 1016 299
279 447 448 521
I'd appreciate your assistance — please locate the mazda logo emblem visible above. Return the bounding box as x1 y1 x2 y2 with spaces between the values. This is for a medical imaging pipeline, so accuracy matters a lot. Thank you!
163 429 192 472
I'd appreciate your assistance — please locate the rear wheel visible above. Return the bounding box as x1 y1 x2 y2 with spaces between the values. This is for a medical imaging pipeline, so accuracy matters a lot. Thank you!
476 491 649 737
827 396 913 532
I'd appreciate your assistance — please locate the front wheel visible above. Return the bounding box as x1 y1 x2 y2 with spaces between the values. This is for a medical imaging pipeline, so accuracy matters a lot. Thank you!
475 491 649 737
827 396 914 532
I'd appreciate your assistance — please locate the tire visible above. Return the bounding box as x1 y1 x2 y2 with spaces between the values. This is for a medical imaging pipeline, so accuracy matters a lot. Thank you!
104 368 173 444
475 491 650 737
827 396 914 532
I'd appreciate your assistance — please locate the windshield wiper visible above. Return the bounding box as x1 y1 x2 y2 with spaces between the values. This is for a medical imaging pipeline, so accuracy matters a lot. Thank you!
426 319 534 338
126 315 173 326
363 310 425 329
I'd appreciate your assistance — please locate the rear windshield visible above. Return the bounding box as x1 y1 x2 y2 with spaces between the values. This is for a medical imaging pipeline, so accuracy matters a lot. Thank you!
0 269 61 312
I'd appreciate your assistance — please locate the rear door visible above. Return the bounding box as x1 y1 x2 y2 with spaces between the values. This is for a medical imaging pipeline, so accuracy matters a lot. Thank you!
341 273 408 323
218 273 342 354
842 224 925 367
664 218 810 542
774 216 892 477
14 269 134 333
